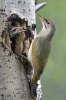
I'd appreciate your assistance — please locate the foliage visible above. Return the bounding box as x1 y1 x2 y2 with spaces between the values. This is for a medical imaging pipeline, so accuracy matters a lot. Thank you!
36 0 66 100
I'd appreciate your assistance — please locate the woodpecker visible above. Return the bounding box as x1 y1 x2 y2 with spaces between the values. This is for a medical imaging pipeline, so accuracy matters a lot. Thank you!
28 14 56 98
1 26 26 52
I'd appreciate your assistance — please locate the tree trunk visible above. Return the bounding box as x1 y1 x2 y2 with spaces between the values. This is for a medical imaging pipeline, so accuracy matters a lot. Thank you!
0 0 35 100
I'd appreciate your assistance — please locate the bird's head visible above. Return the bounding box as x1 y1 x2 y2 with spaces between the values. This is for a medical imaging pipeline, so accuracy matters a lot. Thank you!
38 14 56 41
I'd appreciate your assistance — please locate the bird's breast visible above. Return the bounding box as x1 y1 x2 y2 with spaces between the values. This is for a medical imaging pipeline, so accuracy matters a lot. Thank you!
32 36 51 67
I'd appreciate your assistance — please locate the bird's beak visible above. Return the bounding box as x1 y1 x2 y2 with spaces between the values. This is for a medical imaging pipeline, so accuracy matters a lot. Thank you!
38 14 46 22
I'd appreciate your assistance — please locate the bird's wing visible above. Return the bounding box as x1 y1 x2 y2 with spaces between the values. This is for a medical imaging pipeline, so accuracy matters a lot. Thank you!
32 37 51 78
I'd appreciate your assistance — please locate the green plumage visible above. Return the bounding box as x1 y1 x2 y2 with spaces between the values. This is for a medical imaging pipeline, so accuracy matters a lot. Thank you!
31 36 51 87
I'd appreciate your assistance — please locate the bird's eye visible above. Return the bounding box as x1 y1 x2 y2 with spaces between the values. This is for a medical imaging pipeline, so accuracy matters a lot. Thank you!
46 21 50 24
45 19 50 24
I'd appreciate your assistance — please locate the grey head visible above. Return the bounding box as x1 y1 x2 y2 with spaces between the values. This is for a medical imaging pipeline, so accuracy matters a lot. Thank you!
38 14 56 41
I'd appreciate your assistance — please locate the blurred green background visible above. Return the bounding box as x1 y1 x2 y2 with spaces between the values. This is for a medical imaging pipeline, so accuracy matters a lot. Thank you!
36 0 66 100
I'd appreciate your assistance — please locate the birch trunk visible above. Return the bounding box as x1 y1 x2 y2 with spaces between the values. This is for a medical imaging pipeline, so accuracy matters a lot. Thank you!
0 0 35 100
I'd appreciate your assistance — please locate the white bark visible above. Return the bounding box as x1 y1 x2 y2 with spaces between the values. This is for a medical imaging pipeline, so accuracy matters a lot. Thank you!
35 2 46 12
0 0 35 100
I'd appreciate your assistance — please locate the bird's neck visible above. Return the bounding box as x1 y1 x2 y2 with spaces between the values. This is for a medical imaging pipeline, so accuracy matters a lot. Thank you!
37 28 53 41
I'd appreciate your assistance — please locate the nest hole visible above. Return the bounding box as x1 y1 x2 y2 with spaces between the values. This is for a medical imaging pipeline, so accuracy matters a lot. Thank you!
5 14 34 55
